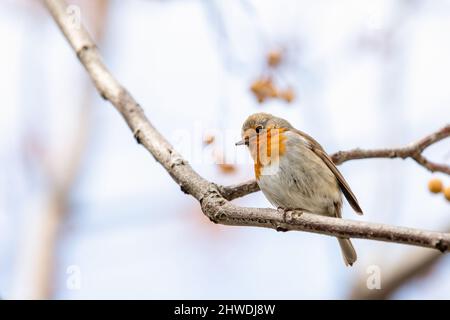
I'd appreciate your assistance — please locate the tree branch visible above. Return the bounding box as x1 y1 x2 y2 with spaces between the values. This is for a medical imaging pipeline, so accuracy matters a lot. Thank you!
218 180 260 201
332 125 450 172
44 0 450 253
221 125 450 200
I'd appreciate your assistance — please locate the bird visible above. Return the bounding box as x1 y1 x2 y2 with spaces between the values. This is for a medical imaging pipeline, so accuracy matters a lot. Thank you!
235 112 363 266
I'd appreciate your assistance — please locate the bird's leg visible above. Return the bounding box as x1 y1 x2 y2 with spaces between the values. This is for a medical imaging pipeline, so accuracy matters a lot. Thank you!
276 207 304 232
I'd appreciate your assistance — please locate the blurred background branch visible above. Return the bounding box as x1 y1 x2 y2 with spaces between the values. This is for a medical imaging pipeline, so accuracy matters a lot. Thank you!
24 0 109 299
350 225 450 299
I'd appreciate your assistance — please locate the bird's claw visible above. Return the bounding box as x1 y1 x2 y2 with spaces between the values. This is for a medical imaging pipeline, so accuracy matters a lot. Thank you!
277 207 303 223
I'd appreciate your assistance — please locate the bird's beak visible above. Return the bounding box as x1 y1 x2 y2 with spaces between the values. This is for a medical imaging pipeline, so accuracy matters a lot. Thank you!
235 137 249 146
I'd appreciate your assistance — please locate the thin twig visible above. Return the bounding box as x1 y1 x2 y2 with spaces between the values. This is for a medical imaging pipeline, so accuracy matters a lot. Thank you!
45 0 450 253
332 125 450 172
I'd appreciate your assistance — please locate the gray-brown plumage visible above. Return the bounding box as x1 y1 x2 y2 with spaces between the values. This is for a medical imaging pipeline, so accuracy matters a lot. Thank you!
236 112 363 266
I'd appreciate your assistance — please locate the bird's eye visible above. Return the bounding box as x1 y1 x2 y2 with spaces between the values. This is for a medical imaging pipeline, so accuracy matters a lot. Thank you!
255 126 263 133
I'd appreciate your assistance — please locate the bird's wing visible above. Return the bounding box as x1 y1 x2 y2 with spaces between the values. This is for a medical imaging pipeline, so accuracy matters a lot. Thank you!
292 129 363 215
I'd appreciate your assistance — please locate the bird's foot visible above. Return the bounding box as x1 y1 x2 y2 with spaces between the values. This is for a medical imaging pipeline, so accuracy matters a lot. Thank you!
276 207 304 229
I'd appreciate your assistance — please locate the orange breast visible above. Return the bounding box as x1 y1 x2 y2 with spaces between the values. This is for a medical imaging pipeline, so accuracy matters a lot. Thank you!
254 128 286 179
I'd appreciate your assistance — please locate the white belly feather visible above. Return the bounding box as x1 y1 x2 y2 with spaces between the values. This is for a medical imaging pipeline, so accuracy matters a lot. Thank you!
257 131 342 217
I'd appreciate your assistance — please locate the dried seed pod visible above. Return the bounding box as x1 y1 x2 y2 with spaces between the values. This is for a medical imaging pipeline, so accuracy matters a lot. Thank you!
203 135 215 146
214 150 236 174
279 88 295 103
218 163 236 174
250 78 278 103
267 50 282 67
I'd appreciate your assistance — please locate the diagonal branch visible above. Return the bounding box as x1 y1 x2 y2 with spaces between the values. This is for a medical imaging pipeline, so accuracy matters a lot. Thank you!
44 0 450 253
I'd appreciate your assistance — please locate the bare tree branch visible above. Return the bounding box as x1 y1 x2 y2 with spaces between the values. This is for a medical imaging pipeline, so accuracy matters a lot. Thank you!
218 180 260 201
221 125 450 200
44 0 450 253
332 125 450 173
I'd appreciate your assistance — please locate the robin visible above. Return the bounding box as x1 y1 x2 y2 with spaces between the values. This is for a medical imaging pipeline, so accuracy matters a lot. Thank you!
235 112 363 266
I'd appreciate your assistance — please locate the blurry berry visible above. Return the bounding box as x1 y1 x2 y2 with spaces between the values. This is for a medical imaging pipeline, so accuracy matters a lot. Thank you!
444 186 450 201
428 178 443 194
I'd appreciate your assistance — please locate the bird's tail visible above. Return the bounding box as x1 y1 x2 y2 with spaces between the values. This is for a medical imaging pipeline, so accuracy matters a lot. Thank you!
337 238 357 266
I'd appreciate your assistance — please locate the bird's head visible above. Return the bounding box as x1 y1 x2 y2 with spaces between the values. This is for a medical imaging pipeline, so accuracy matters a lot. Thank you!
235 112 292 147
